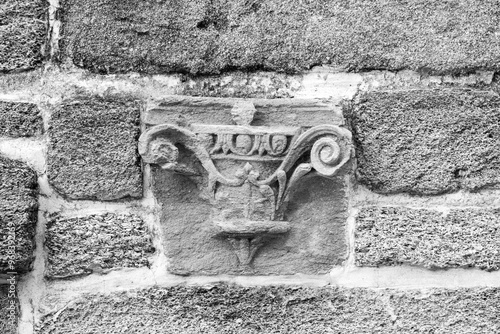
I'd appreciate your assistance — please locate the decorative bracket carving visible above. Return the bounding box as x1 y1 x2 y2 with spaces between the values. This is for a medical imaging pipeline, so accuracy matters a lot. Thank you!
139 101 352 270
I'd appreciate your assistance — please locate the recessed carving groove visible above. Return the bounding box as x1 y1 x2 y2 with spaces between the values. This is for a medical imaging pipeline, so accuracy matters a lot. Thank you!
140 100 352 272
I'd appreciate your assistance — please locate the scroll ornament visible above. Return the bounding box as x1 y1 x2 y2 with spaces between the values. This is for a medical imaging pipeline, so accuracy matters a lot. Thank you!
139 102 352 270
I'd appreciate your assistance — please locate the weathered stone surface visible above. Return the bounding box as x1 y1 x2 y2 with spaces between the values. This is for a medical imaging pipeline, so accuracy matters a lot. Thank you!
0 0 47 72
348 89 500 195
0 157 38 273
355 207 500 271
45 213 155 278
47 95 142 200
177 72 301 98
37 285 500 333
0 101 43 137
154 170 348 275
0 282 17 334
144 98 352 275
61 0 500 75
145 96 344 127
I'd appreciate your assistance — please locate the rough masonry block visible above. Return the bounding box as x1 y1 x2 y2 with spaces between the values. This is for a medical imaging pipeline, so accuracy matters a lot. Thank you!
0 282 17 334
61 0 500 75
45 213 155 278
0 0 47 72
0 101 43 137
355 207 500 271
37 285 500 333
142 96 351 275
348 89 500 195
47 96 142 200
0 156 38 273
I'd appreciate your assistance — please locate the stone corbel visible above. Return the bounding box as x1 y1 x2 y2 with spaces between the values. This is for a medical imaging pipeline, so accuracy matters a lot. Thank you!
139 101 352 270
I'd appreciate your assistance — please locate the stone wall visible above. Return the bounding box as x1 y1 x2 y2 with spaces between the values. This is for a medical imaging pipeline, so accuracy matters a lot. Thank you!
1 1 500 333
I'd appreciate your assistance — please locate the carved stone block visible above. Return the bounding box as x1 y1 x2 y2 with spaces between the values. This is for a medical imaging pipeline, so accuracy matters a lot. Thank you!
141 96 352 275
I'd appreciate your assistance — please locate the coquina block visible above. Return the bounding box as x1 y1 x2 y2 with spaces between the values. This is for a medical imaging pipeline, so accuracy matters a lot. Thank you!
37 285 500 333
60 0 500 75
0 156 38 273
0 0 47 72
45 213 155 278
355 207 500 271
47 95 143 200
0 282 17 334
140 96 352 275
348 89 500 195
0 101 43 137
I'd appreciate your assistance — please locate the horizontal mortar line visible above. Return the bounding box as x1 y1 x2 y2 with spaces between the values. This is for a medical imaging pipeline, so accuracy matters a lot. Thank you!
38 176 152 216
45 268 332 299
39 197 149 217
0 94 36 102
352 186 500 209
44 266 500 299
32 68 494 87
0 138 47 173
332 267 500 289
0 136 46 145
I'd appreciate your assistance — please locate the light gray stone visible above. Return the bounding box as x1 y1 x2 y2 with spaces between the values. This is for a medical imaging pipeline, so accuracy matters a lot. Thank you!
142 99 352 275
356 207 500 271
348 89 500 195
0 157 37 273
45 213 155 278
0 101 43 137
37 285 500 334
47 95 142 200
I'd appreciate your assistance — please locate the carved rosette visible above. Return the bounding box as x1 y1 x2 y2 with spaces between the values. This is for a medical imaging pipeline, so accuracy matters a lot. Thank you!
139 104 352 270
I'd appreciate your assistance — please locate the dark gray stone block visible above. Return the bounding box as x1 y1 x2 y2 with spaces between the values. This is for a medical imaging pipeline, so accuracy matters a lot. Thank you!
348 89 500 195
0 0 47 72
355 207 500 271
47 95 143 200
37 285 500 333
61 0 500 75
0 156 38 273
0 101 43 137
45 213 155 278
0 283 17 334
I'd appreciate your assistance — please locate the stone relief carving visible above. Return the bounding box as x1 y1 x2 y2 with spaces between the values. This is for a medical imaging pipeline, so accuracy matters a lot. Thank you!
139 101 352 270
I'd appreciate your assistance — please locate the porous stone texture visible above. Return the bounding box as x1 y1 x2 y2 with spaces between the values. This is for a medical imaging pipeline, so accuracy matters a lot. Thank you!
147 97 350 275
61 0 500 75
0 157 38 273
0 283 17 334
47 95 142 200
154 170 348 275
0 0 47 72
348 89 500 195
177 72 301 98
45 213 155 278
37 285 500 333
145 96 344 128
0 101 43 137
355 207 500 271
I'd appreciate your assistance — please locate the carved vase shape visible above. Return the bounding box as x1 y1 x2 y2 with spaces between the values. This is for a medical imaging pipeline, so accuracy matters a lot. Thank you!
211 163 291 268
138 101 353 271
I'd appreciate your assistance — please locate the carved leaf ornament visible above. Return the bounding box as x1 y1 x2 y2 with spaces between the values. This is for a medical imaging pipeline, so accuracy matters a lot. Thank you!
139 101 352 269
